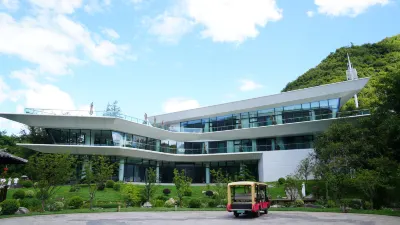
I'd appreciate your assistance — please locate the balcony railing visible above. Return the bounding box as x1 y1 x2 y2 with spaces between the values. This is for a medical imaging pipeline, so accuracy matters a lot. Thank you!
24 108 370 134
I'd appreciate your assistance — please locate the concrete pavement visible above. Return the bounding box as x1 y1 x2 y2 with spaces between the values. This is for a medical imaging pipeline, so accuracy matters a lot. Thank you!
1 211 400 225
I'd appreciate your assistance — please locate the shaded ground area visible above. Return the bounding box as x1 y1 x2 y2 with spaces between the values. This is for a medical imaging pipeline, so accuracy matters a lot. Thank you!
1 211 400 225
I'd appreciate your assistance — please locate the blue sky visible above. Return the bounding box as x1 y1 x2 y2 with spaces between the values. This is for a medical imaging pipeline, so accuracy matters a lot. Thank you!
0 0 399 133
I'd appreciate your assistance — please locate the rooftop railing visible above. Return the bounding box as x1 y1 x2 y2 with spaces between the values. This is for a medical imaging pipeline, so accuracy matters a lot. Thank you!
24 108 370 134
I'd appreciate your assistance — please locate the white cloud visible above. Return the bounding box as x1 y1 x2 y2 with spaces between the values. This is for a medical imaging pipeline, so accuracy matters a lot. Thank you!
148 0 283 43
314 0 389 17
1 0 19 10
84 0 112 14
102 28 120 39
239 79 263 91
307 10 315 17
148 13 194 43
0 76 10 103
0 8 131 75
28 0 83 14
185 0 283 43
162 98 200 113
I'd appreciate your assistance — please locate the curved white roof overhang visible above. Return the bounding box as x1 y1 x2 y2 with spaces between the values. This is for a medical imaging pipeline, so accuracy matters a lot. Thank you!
17 144 262 162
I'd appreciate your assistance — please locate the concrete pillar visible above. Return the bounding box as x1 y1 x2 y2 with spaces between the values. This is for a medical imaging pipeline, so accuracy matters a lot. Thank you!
252 139 257 152
205 163 210 184
156 162 160 183
90 131 95 145
118 158 125 182
134 165 139 182
203 142 209 154
311 110 316 121
156 140 160 152
271 139 276 151
227 141 234 153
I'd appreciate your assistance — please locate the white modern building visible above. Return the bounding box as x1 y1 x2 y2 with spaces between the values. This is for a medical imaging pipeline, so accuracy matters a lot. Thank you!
0 78 370 182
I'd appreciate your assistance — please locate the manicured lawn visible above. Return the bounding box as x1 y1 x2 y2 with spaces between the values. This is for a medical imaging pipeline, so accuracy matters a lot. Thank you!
6 184 286 203
7 186 123 202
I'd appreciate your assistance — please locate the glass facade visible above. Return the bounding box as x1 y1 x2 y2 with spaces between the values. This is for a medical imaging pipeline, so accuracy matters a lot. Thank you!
180 98 340 132
209 161 258 182
45 128 315 154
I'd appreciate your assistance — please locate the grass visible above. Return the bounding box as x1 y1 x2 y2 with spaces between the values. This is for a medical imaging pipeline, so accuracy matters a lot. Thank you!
7 183 286 203
4 183 398 219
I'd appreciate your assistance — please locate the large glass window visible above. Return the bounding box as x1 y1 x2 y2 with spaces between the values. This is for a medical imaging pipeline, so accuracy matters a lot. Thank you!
112 132 124 146
256 138 274 151
209 141 227 154
183 142 202 154
234 140 252 152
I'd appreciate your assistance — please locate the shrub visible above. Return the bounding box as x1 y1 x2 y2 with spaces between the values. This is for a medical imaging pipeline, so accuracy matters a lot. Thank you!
97 183 105 191
19 198 41 211
122 185 141 207
326 200 336 208
20 180 33 188
183 188 192 197
340 199 352 208
284 202 292 208
0 199 20 215
294 199 305 207
68 196 84 209
25 190 35 198
208 200 217 208
95 203 120 208
278 177 286 185
188 198 201 208
205 190 214 197
156 195 168 202
349 199 362 210
12 190 26 199
113 183 121 191
364 201 372 210
69 185 80 192
106 180 115 188
163 188 171 196
52 202 64 211
154 200 164 207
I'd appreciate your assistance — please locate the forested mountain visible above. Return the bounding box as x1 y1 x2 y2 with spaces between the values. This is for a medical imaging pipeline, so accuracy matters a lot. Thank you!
282 35 400 110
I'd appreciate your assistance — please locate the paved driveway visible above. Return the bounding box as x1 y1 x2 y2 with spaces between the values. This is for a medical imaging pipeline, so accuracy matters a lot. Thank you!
1 211 400 225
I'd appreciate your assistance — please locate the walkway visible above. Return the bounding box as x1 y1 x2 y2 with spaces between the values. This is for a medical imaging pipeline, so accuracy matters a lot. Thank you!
1 211 399 225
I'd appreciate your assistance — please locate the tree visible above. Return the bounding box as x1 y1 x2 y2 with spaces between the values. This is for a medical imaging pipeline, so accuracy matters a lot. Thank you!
82 156 115 209
281 34 400 111
235 164 256 181
353 169 383 209
26 153 75 211
210 169 230 205
297 156 314 184
284 175 300 201
143 167 158 203
103 101 122 117
173 169 192 207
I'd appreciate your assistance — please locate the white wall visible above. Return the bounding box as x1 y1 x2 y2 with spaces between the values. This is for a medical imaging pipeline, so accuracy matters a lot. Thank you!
258 149 314 182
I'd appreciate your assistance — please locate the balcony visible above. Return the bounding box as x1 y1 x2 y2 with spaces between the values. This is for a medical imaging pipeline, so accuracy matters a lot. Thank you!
24 108 371 134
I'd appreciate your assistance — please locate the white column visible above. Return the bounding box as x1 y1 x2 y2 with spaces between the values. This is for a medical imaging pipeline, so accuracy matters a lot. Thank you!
119 158 125 182
205 163 210 184
156 162 160 183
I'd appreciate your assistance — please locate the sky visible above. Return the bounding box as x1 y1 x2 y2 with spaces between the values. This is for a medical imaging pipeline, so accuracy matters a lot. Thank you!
0 0 399 134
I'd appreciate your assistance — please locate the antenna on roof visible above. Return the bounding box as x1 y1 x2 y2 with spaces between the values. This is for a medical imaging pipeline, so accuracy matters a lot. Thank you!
346 53 359 108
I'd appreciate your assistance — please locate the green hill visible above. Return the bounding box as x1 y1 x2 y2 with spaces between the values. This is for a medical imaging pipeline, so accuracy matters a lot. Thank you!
282 34 400 110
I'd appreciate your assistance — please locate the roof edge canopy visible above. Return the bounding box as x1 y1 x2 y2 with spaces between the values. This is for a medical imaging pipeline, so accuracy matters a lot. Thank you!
149 78 369 124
